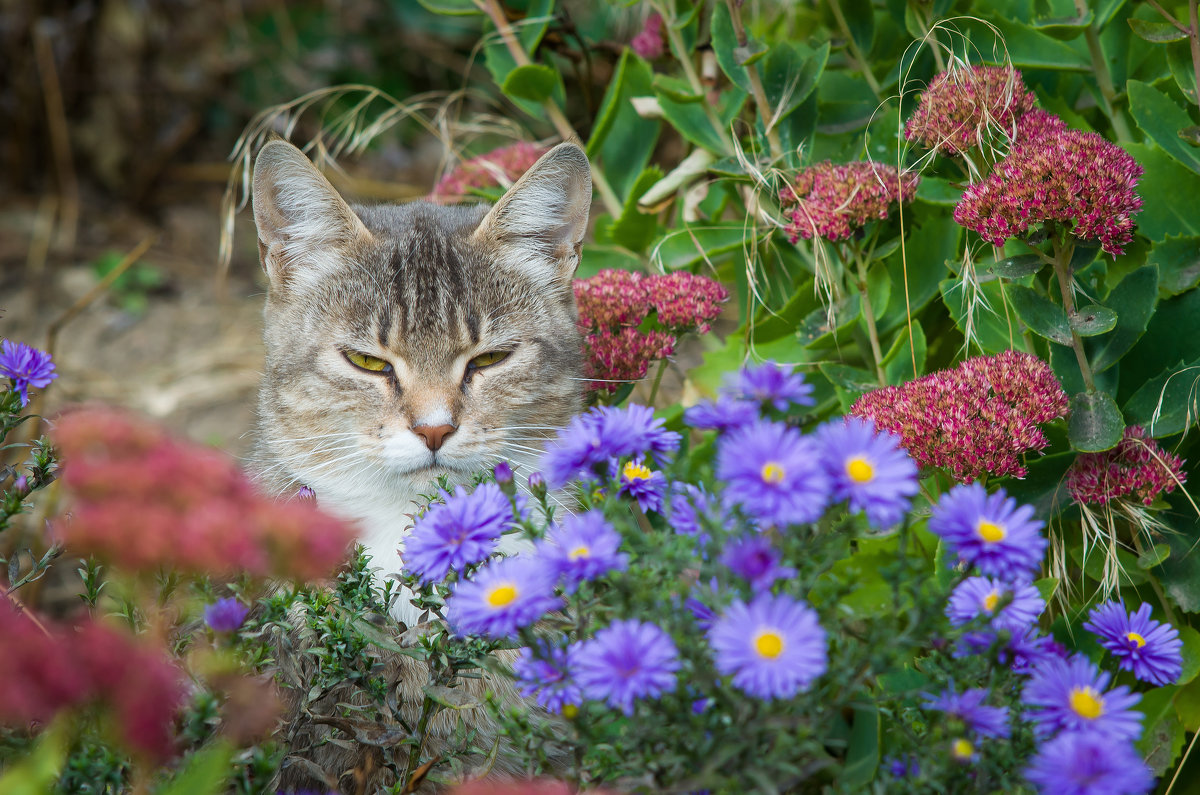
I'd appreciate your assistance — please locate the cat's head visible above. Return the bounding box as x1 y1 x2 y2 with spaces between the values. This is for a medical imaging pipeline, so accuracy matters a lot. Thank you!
251 139 590 505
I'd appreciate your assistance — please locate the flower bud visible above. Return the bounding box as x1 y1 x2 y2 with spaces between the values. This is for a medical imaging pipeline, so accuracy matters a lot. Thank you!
295 485 316 503
528 471 547 500
493 461 515 495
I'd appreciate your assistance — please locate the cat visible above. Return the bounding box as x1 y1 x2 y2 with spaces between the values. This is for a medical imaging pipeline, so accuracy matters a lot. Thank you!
249 138 591 791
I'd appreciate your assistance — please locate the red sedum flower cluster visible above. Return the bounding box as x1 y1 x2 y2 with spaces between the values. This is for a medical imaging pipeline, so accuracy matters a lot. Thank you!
904 65 1038 155
1066 425 1186 507
0 604 184 760
850 351 1069 483
54 408 354 580
430 141 549 204
779 161 918 243
574 269 728 393
953 109 1143 256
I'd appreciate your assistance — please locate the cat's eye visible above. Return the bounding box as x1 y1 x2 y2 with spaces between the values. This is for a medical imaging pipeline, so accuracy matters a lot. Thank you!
467 351 511 370
344 350 393 373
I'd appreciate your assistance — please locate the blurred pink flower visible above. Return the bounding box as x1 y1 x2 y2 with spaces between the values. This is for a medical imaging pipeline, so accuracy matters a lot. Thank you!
584 327 675 393
850 351 1068 483
0 604 184 760
54 408 355 581
1067 425 1186 506
954 111 1143 256
630 12 665 60
430 141 549 204
780 161 918 243
905 65 1037 155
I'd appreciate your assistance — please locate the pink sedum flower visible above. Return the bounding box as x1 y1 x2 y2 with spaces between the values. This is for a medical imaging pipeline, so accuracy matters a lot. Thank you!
630 12 665 60
954 111 1143 256
53 408 355 581
644 271 728 333
583 327 675 393
575 269 652 329
1066 425 1186 507
430 142 549 204
780 161 919 243
905 65 1038 156
850 351 1068 483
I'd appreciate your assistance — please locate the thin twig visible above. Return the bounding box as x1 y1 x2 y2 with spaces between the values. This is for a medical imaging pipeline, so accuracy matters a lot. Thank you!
1145 0 1191 34
723 0 783 160
33 23 77 254
1190 0 1200 110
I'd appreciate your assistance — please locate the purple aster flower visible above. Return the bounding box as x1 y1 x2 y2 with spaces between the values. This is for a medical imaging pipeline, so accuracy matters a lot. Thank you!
685 577 720 629
403 483 520 584
574 619 680 714
924 687 1010 738
1006 630 1067 675
617 459 667 512
720 535 795 592
447 555 561 639
947 576 1044 634
540 404 680 488
1025 731 1154 795
668 483 722 544
0 340 57 407
728 361 815 412
294 485 316 503
717 420 830 528
1084 601 1183 686
814 417 919 528
684 396 760 432
1022 655 1143 740
708 593 827 700
512 644 582 714
929 483 1046 581
203 597 249 633
885 754 920 778
537 510 628 589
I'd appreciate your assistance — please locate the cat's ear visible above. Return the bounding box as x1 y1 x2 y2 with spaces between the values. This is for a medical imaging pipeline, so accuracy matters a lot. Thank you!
252 139 371 293
472 142 592 284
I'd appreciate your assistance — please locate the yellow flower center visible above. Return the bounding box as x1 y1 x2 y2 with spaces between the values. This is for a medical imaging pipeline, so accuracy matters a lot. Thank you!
561 704 579 719
951 738 974 761
761 462 785 484
845 456 875 483
977 520 1007 543
568 545 591 560
754 630 785 659
982 590 1000 613
486 584 519 608
1126 631 1147 648
622 461 652 481
1069 687 1104 720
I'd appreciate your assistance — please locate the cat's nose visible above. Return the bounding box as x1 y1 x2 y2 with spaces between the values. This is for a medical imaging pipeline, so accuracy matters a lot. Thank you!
412 424 456 452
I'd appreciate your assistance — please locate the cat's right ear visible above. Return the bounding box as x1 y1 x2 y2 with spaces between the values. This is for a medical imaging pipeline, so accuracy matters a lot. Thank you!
472 142 592 286
252 139 371 294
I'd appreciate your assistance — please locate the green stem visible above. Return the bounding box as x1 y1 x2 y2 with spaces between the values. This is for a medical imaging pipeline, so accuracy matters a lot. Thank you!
401 695 438 788
828 0 883 100
1074 0 1134 142
650 0 735 155
647 359 668 406
1190 0 1200 112
1050 235 1096 392
1130 531 1180 627
722 0 784 159
852 249 887 386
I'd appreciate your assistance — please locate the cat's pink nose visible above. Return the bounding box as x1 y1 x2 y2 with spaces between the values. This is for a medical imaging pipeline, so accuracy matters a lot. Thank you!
412 424 456 452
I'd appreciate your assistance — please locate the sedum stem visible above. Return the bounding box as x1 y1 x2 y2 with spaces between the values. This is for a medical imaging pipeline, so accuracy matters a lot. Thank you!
852 249 887 386
1051 236 1096 392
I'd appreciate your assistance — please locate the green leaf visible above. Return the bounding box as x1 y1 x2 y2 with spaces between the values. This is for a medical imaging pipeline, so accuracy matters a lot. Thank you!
1067 390 1125 452
1031 7 1093 40
1137 686 1184 774
1178 627 1200 686
841 0 876 54
579 244 643 279
1128 80 1200 175
915 176 964 207
500 64 559 103
989 253 1047 279
651 73 703 103
1125 143 1200 240
1069 305 1118 336
761 42 829 121
838 705 880 788
1168 40 1198 103
1009 285 1072 344
159 741 235 795
652 76 743 153
710 3 753 93
1175 678 1200 730
591 53 659 200
1128 18 1189 43
1033 577 1059 602
414 0 481 14
939 277 1025 355
1089 265 1159 372
934 540 955 592
609 168 663 253
1138 543 1172 569
879 213 961 335
989 21 1091 70
882 320 927 383
652 224 746 270
800 294 863 349
0 719 68 795
1072 542 1149 587
1148 236 1200 297
752 277 818 343
1122 359 1200 438
818 362 878 394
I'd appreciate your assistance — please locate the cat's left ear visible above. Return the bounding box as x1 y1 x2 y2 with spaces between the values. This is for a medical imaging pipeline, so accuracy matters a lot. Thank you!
472 142 592 284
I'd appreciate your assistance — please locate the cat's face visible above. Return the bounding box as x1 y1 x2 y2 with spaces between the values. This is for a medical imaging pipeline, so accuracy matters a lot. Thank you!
251 140 590 504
